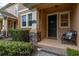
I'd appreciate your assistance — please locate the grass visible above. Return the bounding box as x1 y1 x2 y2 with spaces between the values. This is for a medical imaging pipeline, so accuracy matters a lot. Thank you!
67 48 79 56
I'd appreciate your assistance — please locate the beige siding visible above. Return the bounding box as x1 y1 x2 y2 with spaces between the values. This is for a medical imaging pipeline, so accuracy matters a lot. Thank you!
38 10 47 39
18 4 27 11
18 4 79 46
37 4 79 45
18 8 37 32
72 4 79 46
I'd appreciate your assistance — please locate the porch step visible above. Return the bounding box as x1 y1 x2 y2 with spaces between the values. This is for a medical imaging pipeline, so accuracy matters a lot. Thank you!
38 44 67 56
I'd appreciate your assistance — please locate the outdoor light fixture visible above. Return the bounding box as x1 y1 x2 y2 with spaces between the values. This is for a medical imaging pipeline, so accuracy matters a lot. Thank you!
32 20 37 23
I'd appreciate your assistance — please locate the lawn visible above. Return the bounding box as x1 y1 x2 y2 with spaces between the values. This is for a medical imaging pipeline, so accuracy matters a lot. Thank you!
0 40 33 56
67 48 79 56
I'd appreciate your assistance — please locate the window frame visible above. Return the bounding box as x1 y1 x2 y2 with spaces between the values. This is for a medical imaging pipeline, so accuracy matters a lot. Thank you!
26 12 32 28
21 13 27 28
27 12 32 26
59 11 70 28
20 12 33 28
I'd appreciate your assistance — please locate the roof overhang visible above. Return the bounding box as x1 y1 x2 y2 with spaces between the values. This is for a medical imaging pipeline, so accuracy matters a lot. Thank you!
23 3 63 10
0 11 17 19
1 3 15 10
23 3 41 8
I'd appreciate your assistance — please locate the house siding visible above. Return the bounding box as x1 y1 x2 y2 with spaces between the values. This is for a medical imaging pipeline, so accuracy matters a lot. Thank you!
71 4 79 46
1 4 19 30
18 4 27 11
38 10 47 39
18 8 37 32
37 4 75 42
18 3 79 46
3 3 79 46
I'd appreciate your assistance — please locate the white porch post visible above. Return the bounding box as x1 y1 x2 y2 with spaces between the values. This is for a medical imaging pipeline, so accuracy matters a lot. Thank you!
2 17 8 37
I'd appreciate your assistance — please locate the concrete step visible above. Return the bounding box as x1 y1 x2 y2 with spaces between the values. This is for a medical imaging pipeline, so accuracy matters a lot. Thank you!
38 44 67 56
36 49 57 56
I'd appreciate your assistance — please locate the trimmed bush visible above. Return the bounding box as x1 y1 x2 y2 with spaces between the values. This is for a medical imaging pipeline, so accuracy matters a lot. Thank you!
0 40 32 56
67 48 79 56
10 29 30 42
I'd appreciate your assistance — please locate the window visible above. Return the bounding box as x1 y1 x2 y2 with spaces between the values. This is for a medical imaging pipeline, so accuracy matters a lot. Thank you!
59 12 70 28
28 13 32 26
21 15 26 27
21 12 32 28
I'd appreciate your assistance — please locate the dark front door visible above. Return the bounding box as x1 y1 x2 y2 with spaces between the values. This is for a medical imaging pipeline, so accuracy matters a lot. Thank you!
48 15 57 37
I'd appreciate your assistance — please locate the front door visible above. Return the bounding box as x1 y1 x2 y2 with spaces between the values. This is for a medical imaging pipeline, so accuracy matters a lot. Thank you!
48 15 57 38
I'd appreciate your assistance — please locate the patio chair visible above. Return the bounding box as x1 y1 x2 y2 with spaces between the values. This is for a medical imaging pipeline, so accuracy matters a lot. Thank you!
62 30 77 45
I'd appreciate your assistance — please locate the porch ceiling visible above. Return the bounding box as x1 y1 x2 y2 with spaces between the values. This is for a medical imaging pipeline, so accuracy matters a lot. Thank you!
40 4 76 13
23 3 41 8
23 3 76 13
23 3 63 9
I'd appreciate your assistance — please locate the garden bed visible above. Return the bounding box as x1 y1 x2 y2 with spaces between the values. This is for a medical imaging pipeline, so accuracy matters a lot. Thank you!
8 29 30 42
0 40 32 56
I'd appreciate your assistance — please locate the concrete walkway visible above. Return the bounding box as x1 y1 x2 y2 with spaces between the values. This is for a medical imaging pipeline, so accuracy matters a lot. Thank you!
36 50 57 56
33 48 59 56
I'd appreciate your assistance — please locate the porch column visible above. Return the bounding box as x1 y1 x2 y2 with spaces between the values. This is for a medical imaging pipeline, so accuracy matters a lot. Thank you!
2 16 8 37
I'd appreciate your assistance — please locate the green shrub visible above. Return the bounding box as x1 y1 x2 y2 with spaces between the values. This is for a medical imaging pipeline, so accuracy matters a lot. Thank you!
0 40 32 56
10 29 30 42
67 48 79 56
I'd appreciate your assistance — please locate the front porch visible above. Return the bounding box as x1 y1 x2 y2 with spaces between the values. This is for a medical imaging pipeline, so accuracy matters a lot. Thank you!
38 39 79 50
0 17 18 30
35 3 79 47
0 11 18 37
38 39 79 55
23 3 79 54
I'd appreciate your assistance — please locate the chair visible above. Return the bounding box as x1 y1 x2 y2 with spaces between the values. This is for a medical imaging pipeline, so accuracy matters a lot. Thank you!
62 30 77 45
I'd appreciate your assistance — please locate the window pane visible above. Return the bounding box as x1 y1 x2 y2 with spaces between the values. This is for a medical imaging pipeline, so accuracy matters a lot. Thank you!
22 22 26 26
60 13 69 27
28 13 32 26
22 15 26 26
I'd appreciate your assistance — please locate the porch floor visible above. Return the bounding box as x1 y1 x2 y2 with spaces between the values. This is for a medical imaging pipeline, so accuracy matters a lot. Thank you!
37 39 79 55
38 38 79 51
